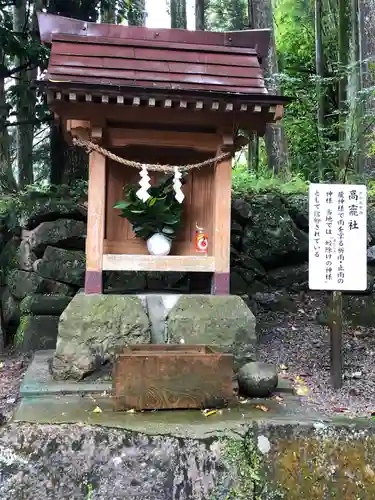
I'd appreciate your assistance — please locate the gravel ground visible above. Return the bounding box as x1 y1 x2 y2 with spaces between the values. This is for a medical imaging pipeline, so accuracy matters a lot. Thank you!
0 353 30 422
257 291 375 418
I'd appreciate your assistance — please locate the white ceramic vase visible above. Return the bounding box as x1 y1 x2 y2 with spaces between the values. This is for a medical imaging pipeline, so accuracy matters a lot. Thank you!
147 233 172 256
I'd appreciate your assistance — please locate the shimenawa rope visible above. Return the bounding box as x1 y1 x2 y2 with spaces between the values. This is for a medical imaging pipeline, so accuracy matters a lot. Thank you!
72 137 232 173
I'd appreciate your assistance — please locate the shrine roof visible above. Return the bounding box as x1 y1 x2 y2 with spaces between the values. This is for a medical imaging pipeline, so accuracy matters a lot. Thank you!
38 13 277 98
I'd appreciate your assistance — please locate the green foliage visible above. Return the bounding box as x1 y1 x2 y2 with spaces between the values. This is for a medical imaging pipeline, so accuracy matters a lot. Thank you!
207 0 247 30
0 180 88 229
113 176 184 241
232 161 309 198
274 0 374 183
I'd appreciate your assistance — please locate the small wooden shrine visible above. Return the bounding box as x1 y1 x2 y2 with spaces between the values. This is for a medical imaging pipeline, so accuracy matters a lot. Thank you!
38 13 288 295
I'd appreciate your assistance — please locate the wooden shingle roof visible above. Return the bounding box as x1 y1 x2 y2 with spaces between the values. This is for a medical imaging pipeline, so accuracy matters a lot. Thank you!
38 13 289 131
38 13 282 99
47 34 267 95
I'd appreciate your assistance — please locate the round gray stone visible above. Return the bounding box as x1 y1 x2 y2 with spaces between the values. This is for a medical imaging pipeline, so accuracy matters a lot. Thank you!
238 362 278 397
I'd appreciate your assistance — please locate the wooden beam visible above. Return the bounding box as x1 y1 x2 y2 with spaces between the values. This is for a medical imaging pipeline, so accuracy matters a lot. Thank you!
275 104 284 120
91 126 103 142
220 133 234 153
108 128 222 151
211 149 232 294
67 120 91 140
52 102 271 134
85 150 106 293
104 239 192 256
102 254 215 272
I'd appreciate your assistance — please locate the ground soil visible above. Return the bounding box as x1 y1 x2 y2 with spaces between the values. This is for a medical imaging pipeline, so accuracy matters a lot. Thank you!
258 291 375 418
0 353 30 422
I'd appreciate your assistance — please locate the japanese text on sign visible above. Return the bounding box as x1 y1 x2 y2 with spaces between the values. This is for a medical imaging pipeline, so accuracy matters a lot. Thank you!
308 184 367 291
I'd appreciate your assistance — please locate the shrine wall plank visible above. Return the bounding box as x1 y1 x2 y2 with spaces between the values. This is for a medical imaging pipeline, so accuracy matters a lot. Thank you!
105 146 214 257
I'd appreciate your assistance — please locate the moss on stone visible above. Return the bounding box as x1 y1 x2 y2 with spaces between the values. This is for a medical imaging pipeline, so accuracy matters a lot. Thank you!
14 315 30 346
0 237 20 285
220 435 262 499
241 193 308 266
216 433 283 500
19 294 71 316
271 430 375 499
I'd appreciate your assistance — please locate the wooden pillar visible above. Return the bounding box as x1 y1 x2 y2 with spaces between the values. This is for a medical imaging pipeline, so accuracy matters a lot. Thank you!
211 151 232 295
85 149 106 294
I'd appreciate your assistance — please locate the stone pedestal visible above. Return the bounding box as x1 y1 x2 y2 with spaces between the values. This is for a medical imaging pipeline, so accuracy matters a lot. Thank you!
52 293 257 380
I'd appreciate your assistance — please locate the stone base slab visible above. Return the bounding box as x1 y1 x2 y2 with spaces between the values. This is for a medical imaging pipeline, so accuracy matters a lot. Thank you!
20 351 111 397
8 398 375 499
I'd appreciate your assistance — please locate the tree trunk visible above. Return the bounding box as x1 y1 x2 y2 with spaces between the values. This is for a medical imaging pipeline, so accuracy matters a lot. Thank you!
250 0 289 173
47 0 95 184
0 49 17 193
247 0 259 172
338 0 350 180
101 0 116 23
61 145 88 185
358 0 375 179
195 0 205 30
13 0 34 187
315 0 325 176
128 0 146 26
49 122 65 185
171 0 187 29
349 0 361 173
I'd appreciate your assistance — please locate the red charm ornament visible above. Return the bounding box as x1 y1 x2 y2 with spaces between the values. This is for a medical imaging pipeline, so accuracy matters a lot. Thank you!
195 226 208 253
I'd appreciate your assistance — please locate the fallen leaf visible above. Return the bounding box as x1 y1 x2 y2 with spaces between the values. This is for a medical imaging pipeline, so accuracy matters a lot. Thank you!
92 406 102 414
295 386 309 396
280 364 288 371
254 405 269 412
126 409 136 414
202 409 217 417
273 395 283 402
364 464 375 479
332 407 349 413
239 399 250 404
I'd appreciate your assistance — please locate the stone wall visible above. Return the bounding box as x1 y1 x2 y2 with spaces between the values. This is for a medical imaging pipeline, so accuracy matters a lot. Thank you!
1 419 375 499
1 191 375 350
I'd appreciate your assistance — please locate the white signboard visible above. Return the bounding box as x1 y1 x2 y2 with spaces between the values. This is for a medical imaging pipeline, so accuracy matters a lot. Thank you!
309 183 367 291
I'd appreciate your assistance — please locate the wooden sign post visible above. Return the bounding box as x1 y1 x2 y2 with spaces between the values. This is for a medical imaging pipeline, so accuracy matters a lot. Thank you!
309 184 367 389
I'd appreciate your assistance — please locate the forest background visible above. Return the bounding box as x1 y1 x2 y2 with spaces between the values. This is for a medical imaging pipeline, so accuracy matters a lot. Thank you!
0 0 374 205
